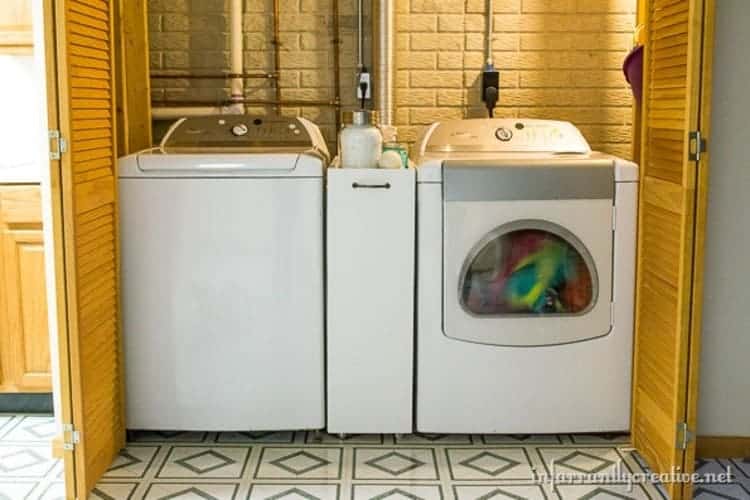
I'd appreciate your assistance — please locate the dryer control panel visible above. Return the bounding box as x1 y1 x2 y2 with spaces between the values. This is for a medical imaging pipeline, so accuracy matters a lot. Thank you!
418 119 591 156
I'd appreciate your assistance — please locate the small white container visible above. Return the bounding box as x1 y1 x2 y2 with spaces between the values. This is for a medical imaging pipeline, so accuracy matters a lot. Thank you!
339 110 382 169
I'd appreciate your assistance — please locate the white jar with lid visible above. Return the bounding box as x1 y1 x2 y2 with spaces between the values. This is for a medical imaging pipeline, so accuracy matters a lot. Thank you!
339 110 382 169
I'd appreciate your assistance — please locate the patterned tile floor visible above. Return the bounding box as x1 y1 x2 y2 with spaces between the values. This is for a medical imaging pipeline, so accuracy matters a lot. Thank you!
1 415 748 499
0 414 64 499
96 431 660 500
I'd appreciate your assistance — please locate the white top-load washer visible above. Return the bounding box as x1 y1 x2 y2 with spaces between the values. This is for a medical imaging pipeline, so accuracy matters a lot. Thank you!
119 115 329 431
415 119 638 433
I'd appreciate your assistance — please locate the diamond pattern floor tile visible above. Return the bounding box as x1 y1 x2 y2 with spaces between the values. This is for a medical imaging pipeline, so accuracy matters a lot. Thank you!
352 484 443 500
0 445 56 478
142 482 240 500
354 448 438 480
157 446 250 479
0 416 56 444
247 483 340 500
90 482 139 500
256 447 343 480
452 484 548 500
446 448 535 481
103 445 160 479
537 447 629 477
554 483 653 499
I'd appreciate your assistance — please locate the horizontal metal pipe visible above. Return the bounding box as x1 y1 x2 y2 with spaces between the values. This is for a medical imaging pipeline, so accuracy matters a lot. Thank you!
152 107 225 120
151 72 278 80
152 99 341 107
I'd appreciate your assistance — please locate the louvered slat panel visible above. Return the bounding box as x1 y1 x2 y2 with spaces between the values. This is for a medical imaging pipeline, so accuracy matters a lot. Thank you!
69 44 108 60
69 33 108 51
72 138 113 152
72 148 111 164
73 127 112 141
68 22 108 42
74 0 109 13
68 12 108 32
71 77 111 90
69 1 109 21
61 0 122 494
632 0 706 498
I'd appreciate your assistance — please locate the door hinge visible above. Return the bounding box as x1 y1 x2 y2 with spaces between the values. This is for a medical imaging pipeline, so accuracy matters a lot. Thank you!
688 130 707 162
49 130 68 160
612 207 616 231
676 421 695 450
62 423 80 451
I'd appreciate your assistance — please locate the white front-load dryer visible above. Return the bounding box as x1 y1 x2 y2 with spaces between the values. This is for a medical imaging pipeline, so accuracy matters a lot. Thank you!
415 119 638 433
119 115 329 431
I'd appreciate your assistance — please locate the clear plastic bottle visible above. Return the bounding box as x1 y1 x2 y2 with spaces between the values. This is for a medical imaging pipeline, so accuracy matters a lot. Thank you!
340 110 382 169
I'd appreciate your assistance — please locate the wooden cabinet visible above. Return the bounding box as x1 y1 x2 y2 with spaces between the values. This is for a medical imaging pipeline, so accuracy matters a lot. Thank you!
0 185 51 392
0 0 32 53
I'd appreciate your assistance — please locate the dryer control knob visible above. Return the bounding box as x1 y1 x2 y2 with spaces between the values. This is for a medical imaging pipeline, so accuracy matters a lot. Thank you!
231 123 249 137
495 127 513 142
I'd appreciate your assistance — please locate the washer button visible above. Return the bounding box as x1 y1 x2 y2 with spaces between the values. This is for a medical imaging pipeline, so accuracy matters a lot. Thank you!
231 124 249 137
495 127 513 142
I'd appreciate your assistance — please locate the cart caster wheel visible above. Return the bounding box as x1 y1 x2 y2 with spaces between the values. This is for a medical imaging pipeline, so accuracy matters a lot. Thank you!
395 433 404 440
311 430 323 442
338 433 347 440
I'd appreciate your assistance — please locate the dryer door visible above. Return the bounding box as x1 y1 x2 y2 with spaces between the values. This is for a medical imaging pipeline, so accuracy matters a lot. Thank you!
443 162 615 346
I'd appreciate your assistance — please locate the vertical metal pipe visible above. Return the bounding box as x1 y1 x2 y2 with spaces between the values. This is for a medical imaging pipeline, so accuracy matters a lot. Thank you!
272 0 283 107
486 0 494 67
230 0 244 108
376 0 395 126
332 0 342 141
357 0 364 70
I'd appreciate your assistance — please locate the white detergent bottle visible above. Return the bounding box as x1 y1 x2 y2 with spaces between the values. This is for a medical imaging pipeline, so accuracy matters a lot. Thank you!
339 110 382 168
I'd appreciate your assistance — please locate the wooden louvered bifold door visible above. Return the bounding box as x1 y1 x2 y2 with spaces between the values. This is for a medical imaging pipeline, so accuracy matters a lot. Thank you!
631 0 713 499
53 0 124 496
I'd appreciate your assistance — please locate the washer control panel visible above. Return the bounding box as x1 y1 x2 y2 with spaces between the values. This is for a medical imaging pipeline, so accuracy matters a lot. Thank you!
161 115 314 151
421 119 591 154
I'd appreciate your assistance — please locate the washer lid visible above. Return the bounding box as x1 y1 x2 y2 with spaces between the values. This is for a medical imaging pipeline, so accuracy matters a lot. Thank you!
122 115 329 178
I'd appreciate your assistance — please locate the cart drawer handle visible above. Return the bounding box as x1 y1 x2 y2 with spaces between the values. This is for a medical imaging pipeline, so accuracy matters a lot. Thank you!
352 182 391 189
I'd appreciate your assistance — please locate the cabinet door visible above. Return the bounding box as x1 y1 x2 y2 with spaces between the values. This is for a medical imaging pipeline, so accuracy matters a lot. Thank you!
0 186 51 392
326 169 415 434
631 0 715 498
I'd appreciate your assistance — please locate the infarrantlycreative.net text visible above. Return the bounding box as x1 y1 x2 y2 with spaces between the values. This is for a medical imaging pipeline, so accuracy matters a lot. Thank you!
538 460 734 489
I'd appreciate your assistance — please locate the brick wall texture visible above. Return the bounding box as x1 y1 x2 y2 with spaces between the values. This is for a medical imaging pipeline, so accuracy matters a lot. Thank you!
148 0 636 157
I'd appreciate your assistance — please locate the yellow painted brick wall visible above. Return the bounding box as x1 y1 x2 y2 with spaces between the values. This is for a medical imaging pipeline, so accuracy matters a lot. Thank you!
395 0 637 157
149 0 637 157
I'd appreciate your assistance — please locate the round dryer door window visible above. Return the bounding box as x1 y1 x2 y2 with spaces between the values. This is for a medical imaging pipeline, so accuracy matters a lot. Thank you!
460 220 598 316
